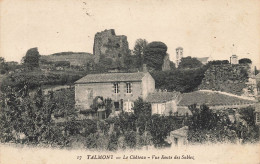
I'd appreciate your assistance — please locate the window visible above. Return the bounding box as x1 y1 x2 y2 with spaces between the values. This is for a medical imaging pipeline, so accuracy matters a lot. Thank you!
126 83 131 93
87 89 93 99
124 101 134 112
174 137 178 145
114 102 119 109
256 113 260 123
114 83 119 93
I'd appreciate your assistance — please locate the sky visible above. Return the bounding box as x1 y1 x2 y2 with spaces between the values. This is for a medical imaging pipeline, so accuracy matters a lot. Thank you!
1 0 260 67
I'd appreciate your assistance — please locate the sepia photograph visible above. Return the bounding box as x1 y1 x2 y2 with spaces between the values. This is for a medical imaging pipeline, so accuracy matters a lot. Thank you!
0 0 260 163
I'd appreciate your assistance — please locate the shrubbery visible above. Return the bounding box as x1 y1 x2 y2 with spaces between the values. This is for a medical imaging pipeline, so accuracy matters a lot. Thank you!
187 105 260 144
0 70 84 92
151 66 207 92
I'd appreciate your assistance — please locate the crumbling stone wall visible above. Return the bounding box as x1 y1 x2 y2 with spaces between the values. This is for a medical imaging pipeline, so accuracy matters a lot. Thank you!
198 64 251 95
93 29 130 65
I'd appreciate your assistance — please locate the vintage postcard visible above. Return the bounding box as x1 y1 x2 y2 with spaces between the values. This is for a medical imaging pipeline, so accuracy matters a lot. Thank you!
0 0 260 163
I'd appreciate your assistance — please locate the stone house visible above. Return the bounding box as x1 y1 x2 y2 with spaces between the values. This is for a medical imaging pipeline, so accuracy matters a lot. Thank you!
165 126 188 146
74 72 155 113
146 91 181 116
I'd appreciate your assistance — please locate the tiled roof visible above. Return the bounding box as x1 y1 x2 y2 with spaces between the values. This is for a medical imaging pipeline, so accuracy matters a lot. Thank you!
146 92 180 103
176 47 183 50
196 57 209 63
75 72 148 84
178 90 256 106
171 126 188 137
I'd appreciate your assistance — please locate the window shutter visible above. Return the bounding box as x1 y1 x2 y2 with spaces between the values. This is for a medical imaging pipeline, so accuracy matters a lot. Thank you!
112 83 115 93
124 83 127 93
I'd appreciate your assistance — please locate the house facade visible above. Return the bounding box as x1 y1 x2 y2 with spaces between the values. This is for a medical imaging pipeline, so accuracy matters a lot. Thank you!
146 92 181 116
74 72 155 113
255 103 260 125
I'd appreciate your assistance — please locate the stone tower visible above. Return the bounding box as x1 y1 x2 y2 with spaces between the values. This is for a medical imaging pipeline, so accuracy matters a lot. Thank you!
176 47 183 67
93 29 130 64
230 54 238 64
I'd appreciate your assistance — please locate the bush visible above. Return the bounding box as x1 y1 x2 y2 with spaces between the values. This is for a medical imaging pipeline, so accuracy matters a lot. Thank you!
144 41 167 70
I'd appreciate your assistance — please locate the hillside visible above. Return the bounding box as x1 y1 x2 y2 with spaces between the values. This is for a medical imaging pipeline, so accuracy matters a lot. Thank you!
40 52 94 66
198 64 251 95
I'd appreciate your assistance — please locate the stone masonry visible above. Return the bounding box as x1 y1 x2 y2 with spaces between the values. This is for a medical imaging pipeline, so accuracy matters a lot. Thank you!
93 29 130 65
198 64 252 96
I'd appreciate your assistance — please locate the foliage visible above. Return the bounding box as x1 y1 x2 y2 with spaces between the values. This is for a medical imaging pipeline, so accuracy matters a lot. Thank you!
54 61 70 67
238 107 255 127
107 132 119 151
132 97 151 134
85 133 99 149
114 112 137 135
169 61 176 70
81 119 97 137
52 88 76 119
178 56 203 69
151 66 207 92
124 131 137 148
0 57 20 75
23 47 40 69
208 60 229 65
95 55 114 72
133 97 151 117
133 39 148 68
187 105 259 144
147 115 181 147
239 58 252 64
1 70 83 92
0 87 56 144
144 41 167 70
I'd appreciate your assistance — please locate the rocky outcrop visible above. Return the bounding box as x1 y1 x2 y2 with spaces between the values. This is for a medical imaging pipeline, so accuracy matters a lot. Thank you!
93 29 130 65
162 53 171 71
198 64 253 96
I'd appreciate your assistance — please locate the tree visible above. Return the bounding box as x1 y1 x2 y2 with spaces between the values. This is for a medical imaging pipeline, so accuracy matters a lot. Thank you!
0 86 56 144
133 97 151 117
178 56 203 69
133 39 148 67
124 130 137 148
0 57 5 63
239 58 252 64
187 105 241 143
169 61 176 70
23 47 40 69
208 60 229 65
147 115 172 147
0 57 7 74
151 66 207 93
144 41 167 70
238 106 255 126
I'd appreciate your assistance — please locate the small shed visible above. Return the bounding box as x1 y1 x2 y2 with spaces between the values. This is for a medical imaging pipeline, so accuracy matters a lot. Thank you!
146 92 181 116
166 126 188 146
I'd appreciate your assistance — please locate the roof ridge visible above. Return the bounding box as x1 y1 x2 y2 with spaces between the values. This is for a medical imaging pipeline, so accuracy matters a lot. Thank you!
198 90 256 101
